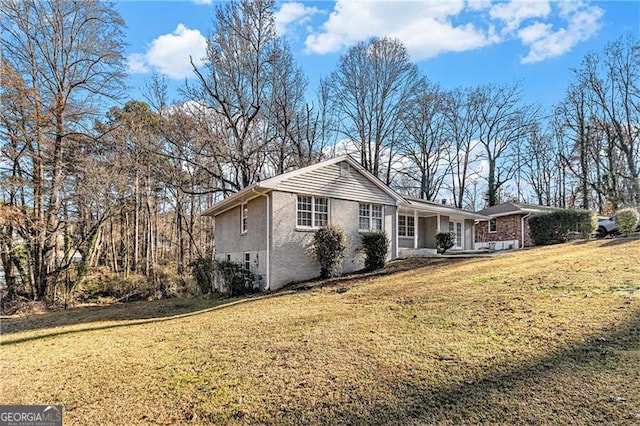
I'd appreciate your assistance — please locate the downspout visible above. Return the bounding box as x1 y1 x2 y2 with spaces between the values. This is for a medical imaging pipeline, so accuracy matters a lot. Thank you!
436 214 441 253
252 188 270 291
521 213 531 249
394 207 399 258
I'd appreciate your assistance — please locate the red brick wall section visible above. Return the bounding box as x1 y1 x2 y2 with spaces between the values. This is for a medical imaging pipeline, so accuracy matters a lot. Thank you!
475 214 535 247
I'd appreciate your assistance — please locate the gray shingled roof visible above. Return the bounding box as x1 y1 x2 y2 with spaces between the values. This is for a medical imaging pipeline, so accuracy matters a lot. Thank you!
477 202 562 217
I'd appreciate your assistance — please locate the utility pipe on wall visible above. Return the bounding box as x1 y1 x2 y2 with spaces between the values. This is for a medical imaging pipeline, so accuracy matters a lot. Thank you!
252 188 270 290
521 213 531 249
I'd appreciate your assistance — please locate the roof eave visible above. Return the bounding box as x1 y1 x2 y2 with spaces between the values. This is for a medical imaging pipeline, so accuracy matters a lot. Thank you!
201 184 271 217
401 200 490 220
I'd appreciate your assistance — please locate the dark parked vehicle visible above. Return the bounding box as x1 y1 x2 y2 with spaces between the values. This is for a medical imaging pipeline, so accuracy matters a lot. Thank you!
595 217 640 238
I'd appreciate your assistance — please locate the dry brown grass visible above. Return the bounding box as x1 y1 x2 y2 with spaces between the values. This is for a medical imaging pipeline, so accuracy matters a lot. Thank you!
1 239 639 425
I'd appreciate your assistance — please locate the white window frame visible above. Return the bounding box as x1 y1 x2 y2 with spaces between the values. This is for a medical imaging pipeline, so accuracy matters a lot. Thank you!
241 203 248 234
244 252 251 271
398 214 415 237
359 203 384 232
489 218 497 233
449 220 463 249
296 195 329 229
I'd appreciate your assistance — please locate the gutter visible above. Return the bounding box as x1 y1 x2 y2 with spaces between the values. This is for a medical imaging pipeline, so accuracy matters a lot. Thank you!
521 213 531 249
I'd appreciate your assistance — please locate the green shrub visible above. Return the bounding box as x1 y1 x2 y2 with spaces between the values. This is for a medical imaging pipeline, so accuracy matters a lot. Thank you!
528 210 596 245
614 208 639 236
214 260 256 297
189 258 255 297
581 210 599 238
360 231 389 271
312 225 348 278
190 258 217 294
435 231 455 254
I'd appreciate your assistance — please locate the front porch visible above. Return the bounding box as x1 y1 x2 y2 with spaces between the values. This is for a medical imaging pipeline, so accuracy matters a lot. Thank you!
397 210 477 252
396 199 487 255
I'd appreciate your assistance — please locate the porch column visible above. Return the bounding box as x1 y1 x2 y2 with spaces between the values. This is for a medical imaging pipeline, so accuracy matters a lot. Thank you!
413 210 418 249
472 222 476 250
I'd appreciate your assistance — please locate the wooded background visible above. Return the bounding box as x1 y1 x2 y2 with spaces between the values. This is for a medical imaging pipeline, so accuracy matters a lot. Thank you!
1 0 638 305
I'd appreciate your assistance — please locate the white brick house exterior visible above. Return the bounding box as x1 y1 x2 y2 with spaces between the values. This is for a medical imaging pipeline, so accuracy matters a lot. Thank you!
203 156 487 291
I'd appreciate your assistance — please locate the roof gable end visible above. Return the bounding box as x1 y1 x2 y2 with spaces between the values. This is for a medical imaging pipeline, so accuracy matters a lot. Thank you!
203 155 404 216
262 155 404 205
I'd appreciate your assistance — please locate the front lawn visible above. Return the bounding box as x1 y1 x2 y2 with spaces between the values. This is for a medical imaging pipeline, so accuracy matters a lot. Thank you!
1 239 639 424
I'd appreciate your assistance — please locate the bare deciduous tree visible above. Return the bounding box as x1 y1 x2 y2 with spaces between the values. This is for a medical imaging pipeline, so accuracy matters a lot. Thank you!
0 0 126 300
327 37 420 183
472 83 538 207
190 0 279 190
401 80 450 200
445 88 481 209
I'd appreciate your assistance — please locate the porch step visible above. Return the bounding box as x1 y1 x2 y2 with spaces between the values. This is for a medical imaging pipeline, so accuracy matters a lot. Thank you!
398 248 438 258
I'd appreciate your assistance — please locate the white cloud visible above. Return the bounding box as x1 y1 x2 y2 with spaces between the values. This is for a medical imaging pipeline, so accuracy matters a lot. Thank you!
489 1 551 33
275 2 321 35
191 0 212 5
304 0 497 59
518 1 603 63
127 24 207 80
517 22 552 44
466 0 492 12
127 53 150 74
301 0 604 64
393 20 499 59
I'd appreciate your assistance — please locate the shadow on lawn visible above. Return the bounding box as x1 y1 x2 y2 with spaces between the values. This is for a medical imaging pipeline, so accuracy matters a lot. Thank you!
1 257 479 346
321 306 640 424
600 236 640 248
0 294 283 344
1 258 455 341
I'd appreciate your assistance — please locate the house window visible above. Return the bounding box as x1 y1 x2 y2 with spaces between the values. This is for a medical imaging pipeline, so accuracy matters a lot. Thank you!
241 203 248 234
398 215 415 237
314 197 329 227
297 195 328 228
244 252 251 271
359 203 384 231
449 221 463 248
489 218 497 233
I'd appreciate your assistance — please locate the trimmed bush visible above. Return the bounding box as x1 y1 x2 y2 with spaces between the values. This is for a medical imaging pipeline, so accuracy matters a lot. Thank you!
435 231 455 254
528 210 597 246
582 210 599 238
312 225 348 278
614 208 639 236
361 231 389 271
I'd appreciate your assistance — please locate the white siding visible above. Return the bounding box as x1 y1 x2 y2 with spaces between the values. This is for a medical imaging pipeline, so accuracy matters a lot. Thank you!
275 161 396 205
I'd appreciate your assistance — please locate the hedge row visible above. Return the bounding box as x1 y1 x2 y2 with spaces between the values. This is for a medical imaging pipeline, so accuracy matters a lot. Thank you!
528 210 597 246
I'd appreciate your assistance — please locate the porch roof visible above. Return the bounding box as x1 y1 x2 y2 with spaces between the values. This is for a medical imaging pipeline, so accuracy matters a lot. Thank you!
401 198 490 221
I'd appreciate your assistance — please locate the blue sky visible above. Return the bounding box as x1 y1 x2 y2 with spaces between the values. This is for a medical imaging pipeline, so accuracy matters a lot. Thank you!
116 0 639 109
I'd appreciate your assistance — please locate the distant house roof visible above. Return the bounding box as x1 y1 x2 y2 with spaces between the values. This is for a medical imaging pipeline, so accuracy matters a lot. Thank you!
477 202 562 218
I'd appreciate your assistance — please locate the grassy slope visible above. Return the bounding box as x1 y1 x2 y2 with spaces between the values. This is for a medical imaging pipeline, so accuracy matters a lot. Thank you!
1 239 639 425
